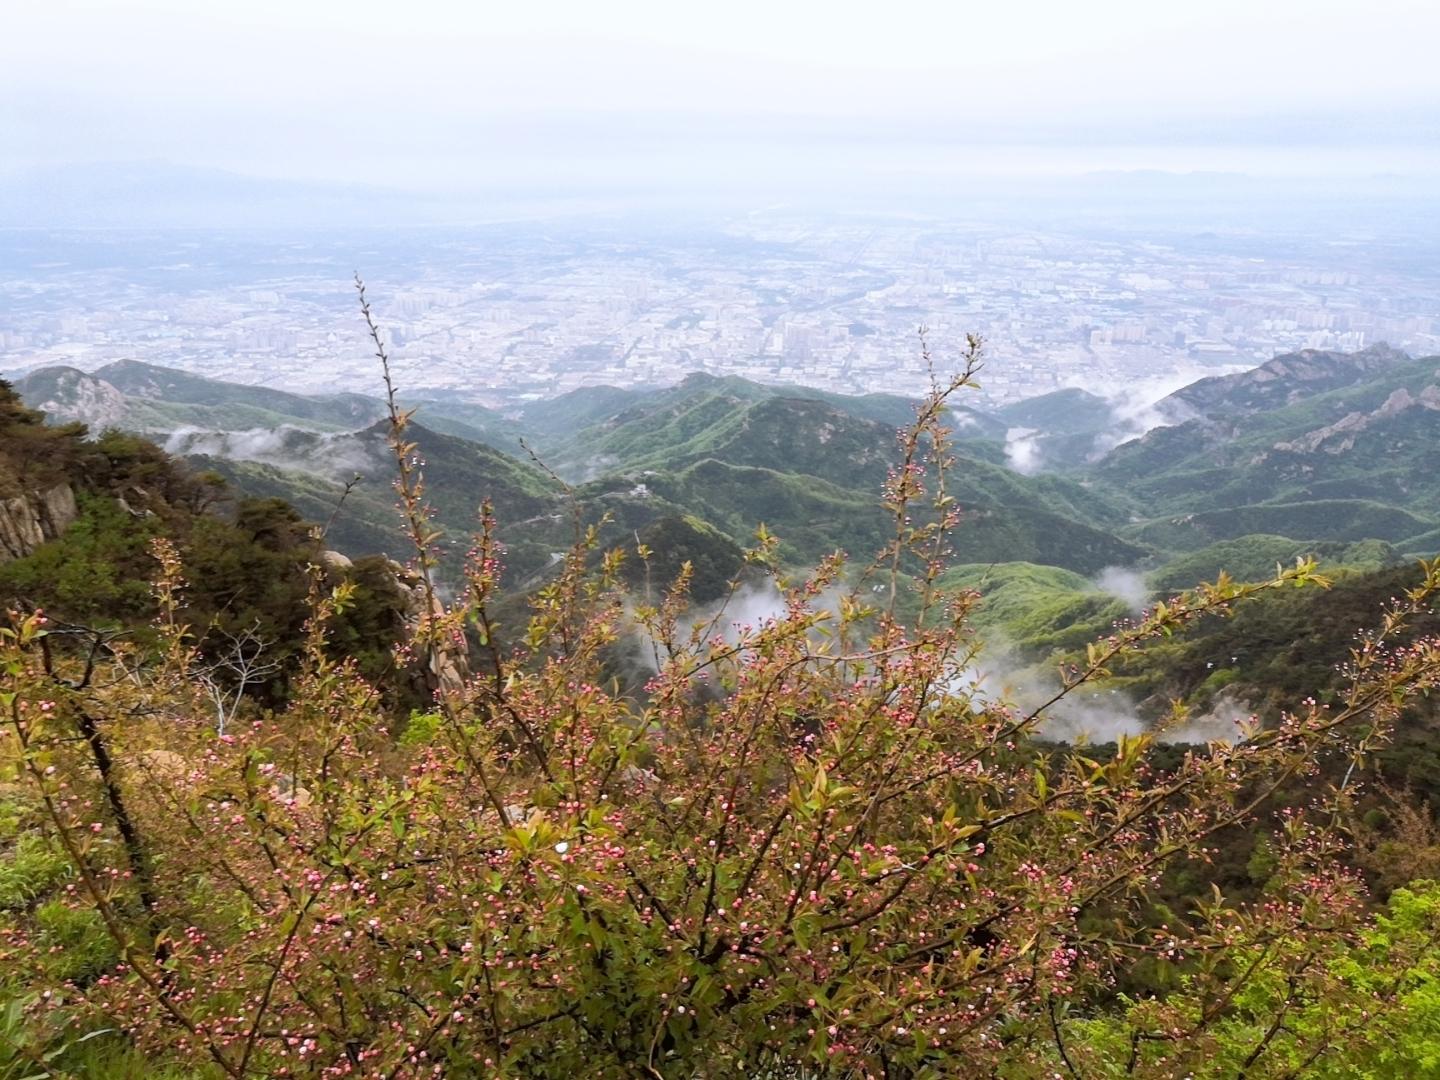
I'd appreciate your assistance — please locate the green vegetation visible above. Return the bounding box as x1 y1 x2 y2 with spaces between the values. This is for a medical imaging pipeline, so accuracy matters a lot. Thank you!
0 492 163 619
1129 500 1434 551
6 341 1440 1078
7 333 1440 1076
1164 342 1412 418
0 382 412 712
937 561 1131 656
17 348 1440 598
0 380 88 497
994 385 1113 435
620 513 745 604
180 420 567 585
400 396 526 450
526 372 932 473
15 362 386 436
1062 880 1440 1078
1150 534 1398 594
91 359 385 429
1109 561 1440 716
1096 351 1440 548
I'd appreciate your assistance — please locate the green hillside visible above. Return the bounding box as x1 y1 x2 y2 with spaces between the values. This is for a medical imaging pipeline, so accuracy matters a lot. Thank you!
189 455 404 561
183 420 565 582
567 386 1129 525
450 371 1142 576
1149 534 1398 593
635 458 1144 574
14 364 378 434
995 386 1113 435
518 373 951 445
561 393 901 488
641 458 887 566
27 348 1440 608
937 561 1131 655
618 513 746 604
402 396 527 450
1085 350 1440 549
0 381 404 697
1161 343 1412 419
534 372 1005 476
519 383 651 439
1400 524 1440 557
1101 399 1440 519
1128 499 1434 551
1111 562 1440 722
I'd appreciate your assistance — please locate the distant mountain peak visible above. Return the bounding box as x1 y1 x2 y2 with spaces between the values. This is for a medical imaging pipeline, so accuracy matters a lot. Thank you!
94 358 165 374
1162 343 1412 421
14 366 128 430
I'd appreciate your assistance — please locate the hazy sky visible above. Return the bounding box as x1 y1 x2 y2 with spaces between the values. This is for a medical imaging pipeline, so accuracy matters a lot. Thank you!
5 0 1439 188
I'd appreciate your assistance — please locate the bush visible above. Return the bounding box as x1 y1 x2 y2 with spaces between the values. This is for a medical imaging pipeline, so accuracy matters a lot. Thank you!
0 833 70 912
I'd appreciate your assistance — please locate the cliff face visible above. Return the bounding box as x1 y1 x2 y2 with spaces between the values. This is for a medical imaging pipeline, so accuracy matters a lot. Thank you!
0 483 78 562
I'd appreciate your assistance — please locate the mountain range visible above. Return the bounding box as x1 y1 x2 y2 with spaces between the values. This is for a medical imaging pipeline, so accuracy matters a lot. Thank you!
11 344 1439 614
1098 345 1440 553
12 360 1142 579
8 341 1440 754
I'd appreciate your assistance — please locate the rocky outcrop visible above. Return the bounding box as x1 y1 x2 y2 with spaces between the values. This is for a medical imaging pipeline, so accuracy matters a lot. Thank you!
316 548 354 574
0 483 78 562
386 559 471 696
314 550 471 697
1275 384 1440 454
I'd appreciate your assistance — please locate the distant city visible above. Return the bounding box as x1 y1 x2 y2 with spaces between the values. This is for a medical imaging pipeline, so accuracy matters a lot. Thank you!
3 209 1438 409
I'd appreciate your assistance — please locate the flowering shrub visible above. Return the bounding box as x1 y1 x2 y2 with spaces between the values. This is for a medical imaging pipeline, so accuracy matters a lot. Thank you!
4 303 1440 1078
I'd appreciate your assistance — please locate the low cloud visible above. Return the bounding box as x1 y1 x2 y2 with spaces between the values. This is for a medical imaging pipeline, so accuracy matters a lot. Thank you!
625 580 808 677
165 425 385 480
1081 363 1251 455
1162 688 1255 744
1004 426 1043 474
620 578 1237 747
956 634 1235 746
1092 566 1150 614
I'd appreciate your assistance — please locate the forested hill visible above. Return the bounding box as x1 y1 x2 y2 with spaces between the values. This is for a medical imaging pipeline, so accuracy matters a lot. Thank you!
1159 342 1413 419
13 344 1440 598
